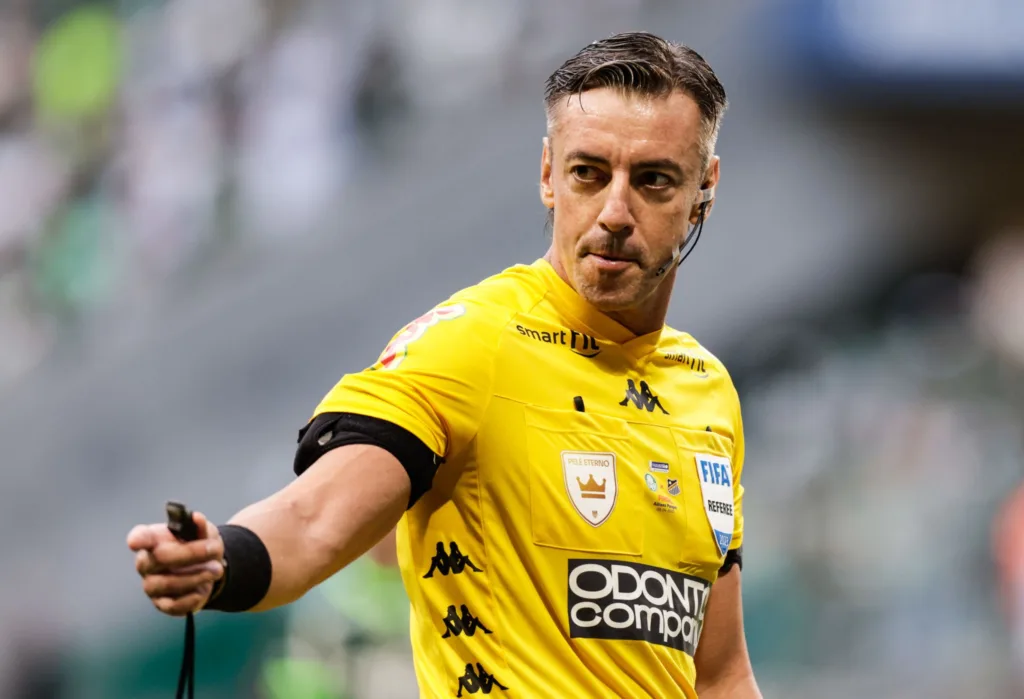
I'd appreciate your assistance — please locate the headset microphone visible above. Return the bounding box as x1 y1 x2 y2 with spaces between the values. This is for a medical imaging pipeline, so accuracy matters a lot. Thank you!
654 185 715 277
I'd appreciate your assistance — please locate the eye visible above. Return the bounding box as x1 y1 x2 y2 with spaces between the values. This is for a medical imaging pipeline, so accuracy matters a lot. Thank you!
637 172 674 189
571 165 603 182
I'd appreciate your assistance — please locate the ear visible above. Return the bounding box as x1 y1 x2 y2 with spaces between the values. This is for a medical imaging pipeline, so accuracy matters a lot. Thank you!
540 137 555 210
689 155 721 225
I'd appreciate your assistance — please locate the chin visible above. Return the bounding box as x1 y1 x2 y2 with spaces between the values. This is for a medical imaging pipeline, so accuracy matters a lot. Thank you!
575 277 646 312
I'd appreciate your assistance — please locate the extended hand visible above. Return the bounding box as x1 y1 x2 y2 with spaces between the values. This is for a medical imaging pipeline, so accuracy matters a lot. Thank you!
127 512 224 616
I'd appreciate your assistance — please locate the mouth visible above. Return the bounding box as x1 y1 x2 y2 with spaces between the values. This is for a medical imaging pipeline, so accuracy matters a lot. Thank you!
585 252 638 271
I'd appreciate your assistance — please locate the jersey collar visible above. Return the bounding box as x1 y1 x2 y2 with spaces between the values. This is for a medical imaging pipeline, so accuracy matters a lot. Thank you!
533 258 664 355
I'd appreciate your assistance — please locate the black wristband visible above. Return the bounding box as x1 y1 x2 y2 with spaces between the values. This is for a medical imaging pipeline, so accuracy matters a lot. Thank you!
203 524 272 612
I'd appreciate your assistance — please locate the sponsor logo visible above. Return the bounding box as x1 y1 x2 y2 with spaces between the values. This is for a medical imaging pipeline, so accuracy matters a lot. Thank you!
442 604 492 638
568 559 710 656
562 451 617 526
619 379 668 414
666 478 681 497
457 663 508 696
377 304 466 370
423 542 482 578
516 324 601 357
695 454 735 556
644 473 658 492
649 461 670 473
653 493 678 513
664 352 709 377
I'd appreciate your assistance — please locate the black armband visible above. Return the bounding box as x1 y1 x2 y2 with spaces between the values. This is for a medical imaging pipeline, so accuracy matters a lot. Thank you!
203 525 272 613
294 411 442 509
719 545 743 576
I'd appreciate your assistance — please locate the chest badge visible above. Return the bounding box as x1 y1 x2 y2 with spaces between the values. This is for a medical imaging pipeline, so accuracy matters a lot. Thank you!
562 451 618 527
694 453 735 556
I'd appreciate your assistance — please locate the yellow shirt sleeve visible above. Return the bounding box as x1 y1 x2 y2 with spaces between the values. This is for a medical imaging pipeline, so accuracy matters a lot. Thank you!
312 298 504 460
730 392 746 551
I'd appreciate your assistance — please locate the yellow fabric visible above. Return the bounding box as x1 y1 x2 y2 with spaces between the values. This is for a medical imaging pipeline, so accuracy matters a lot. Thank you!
314 260 745 698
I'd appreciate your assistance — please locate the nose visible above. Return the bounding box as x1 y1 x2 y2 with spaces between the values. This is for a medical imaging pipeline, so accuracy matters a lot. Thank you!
596 174 635 236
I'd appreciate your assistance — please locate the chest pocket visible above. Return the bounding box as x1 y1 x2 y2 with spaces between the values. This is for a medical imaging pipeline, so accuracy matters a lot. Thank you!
671 427 736 570
525 405 643 556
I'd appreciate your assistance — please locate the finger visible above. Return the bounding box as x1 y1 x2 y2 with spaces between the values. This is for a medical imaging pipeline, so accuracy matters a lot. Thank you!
167 560 224 577
192 512 219 542
149 537 224 570
137 552 223 578
127 524 176 551
153 587 211 617
143 570 220 599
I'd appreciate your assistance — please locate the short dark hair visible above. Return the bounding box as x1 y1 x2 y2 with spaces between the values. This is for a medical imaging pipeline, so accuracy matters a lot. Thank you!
545 32 728 170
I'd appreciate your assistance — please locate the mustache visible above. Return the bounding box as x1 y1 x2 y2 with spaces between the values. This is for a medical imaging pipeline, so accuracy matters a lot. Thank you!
581 241 645 262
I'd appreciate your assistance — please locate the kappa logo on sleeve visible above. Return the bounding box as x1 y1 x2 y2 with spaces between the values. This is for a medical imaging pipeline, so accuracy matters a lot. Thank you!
441 604 492 638
423 542 483 578
456 663 508 696
376 303 466 370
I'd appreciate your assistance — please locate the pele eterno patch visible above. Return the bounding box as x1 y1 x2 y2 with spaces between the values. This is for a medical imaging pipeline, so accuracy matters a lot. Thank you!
562 451 618 527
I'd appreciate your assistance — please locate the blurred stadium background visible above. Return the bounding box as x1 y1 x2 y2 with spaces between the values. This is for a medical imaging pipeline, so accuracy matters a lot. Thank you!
1 0 1023 697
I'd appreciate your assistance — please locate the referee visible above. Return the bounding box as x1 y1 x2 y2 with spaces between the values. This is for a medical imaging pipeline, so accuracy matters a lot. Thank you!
128 32 761 698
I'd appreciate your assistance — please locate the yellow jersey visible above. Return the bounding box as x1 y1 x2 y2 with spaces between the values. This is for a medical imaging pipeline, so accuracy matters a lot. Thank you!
314 259 745 698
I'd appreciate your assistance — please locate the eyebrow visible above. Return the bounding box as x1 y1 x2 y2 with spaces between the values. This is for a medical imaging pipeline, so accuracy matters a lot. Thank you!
564 150 686 179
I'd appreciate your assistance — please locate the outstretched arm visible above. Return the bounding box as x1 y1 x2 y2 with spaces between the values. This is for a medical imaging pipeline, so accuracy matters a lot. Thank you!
231 443 409 611
129 443 409 616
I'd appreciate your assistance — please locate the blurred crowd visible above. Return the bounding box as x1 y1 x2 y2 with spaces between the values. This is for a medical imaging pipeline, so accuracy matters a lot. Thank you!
738 233 1024 698
0 0 647 390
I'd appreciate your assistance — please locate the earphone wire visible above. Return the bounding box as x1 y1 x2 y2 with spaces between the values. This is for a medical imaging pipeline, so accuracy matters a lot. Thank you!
677 201 709 267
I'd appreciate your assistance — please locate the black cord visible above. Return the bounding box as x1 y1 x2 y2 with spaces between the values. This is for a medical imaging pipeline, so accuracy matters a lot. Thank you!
175 612 195 699
678 201 708 267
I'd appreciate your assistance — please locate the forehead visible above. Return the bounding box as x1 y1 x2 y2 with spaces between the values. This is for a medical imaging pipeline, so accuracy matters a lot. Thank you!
549 87 704 168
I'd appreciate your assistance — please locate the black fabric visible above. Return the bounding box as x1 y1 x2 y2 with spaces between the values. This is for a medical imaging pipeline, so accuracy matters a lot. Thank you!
718 545 743 576
203 525 272 613
294 412 442 509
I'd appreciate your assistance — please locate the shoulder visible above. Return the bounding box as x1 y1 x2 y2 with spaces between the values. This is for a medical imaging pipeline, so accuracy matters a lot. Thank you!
662 328 741 405
449 262 549 316
374 263 547 370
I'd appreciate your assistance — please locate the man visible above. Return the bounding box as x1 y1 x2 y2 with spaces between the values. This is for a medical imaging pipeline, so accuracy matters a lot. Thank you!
128 32 761 698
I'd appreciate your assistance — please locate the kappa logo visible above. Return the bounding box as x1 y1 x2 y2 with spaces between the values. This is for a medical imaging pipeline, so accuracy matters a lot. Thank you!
619 379 669 414
423 542 482 578
516 324 601 358
377 304 466 370
442 604 492 638
562 451 617 526
456 663 508 696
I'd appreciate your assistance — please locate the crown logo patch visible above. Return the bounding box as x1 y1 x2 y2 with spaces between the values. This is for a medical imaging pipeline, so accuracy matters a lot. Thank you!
576 475 607 499
562 451 618 526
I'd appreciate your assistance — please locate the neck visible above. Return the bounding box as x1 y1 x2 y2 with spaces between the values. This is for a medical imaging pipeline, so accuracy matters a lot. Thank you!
544 249 673 337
